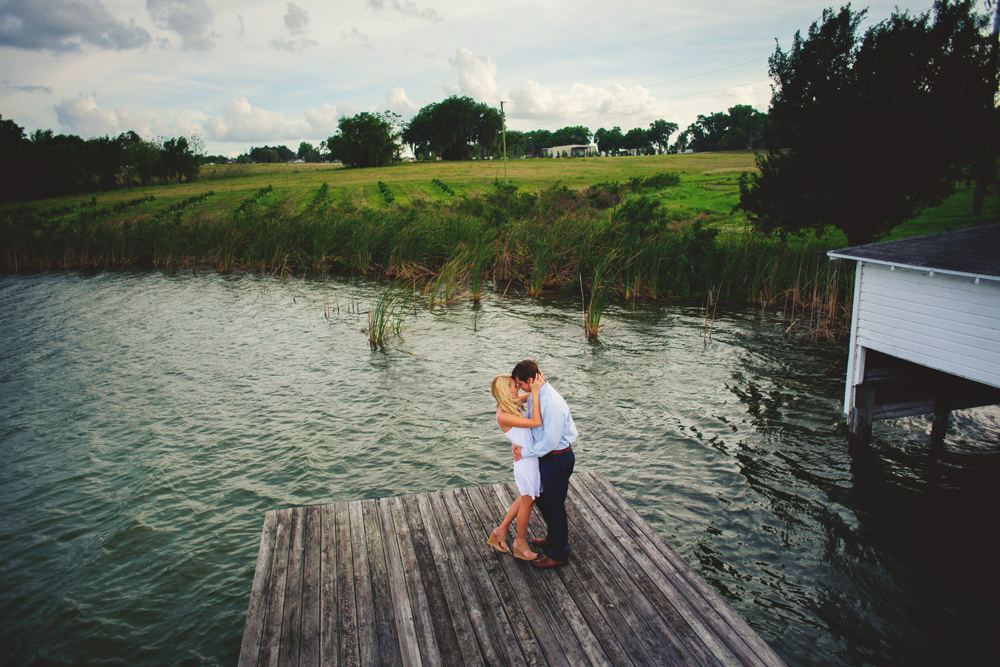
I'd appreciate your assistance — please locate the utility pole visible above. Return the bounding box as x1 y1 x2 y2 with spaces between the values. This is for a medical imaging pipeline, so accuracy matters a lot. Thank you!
500 100 508 185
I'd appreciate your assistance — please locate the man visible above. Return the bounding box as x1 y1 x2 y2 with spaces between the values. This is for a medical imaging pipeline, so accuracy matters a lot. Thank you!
510 359 577 568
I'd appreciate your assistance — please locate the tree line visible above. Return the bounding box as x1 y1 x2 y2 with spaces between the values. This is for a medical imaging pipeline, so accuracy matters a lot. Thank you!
0 116 200 202
320 95 771 168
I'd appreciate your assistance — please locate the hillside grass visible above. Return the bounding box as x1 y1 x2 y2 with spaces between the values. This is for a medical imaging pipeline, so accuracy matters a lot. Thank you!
14 152 754 223
13 151 994 244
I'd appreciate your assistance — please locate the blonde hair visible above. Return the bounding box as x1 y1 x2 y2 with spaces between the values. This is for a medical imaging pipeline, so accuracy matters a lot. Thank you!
491 374 524 417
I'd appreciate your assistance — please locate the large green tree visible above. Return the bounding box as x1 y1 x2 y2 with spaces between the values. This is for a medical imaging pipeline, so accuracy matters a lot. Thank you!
679 105 765 153
551 125 592 145
738 0 1000 245
594 126 624 155
327 111 401 168
648 119 679 154
402 96 502 160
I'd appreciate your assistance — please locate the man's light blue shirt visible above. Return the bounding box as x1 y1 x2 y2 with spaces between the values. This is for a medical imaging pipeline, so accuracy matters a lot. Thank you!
521 382 577 458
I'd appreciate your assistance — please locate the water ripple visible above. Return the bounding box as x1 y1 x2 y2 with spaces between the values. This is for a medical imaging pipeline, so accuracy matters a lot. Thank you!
1 271 998 667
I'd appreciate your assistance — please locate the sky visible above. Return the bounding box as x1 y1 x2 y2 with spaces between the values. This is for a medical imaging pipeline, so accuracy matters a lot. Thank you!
0 0 960 157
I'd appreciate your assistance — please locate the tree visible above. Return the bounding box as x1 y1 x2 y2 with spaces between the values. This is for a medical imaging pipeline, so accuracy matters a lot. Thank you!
680 106 765 152
297 141 321 162
594 126 624 155
551 125 592 145
249 145 294 163
160 137 198 182
623 127 652 154
738 1 1000 245
0 115 25 201
648 119 679 154
327 111 401 168
402 96 502 160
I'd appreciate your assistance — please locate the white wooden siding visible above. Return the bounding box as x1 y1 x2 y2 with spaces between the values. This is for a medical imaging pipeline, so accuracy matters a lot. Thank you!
854 263 1000 391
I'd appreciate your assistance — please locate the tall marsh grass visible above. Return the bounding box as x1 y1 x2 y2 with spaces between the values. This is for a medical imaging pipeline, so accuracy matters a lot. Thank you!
1 179 856 339
366 282 410 349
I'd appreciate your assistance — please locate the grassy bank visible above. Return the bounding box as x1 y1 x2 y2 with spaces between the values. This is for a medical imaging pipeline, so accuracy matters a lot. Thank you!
2 152 996 341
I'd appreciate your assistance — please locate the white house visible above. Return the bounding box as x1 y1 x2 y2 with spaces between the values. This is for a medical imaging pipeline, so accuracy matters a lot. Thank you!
828 224 1000 445
543 144 598 158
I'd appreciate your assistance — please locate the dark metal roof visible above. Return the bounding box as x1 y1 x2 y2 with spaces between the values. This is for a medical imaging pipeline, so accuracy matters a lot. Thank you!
827 223 1000 279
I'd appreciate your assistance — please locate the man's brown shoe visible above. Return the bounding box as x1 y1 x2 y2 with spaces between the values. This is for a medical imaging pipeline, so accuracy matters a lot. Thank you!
531 556 567 569
530 537 551 549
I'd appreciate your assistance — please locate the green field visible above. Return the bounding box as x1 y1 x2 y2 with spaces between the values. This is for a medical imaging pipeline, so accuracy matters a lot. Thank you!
15 151 996 243
15 152 753 224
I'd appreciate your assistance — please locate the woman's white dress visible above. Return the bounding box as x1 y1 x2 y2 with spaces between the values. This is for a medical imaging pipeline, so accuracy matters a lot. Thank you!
497 417 542 498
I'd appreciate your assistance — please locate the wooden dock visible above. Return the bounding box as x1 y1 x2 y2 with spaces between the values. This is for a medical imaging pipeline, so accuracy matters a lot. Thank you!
237 471 787 667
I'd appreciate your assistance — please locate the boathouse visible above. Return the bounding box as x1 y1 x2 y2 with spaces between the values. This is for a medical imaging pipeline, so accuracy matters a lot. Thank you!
827 223 1000 446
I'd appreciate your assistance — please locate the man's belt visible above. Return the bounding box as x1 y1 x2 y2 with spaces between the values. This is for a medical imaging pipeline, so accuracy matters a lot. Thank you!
545 445 572 456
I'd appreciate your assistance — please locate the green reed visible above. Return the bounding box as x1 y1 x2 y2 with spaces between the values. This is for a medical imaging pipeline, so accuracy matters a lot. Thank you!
1 180 859 339
366 282 410 349
582 250 619 340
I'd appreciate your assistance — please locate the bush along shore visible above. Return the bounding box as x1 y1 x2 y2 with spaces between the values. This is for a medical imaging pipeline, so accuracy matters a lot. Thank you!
0 177 854 341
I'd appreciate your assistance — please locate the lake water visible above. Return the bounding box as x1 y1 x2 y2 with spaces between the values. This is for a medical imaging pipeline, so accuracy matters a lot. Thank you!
1 270 998 667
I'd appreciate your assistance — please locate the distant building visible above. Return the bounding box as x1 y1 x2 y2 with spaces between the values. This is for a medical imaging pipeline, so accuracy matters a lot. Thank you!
543 144 598 158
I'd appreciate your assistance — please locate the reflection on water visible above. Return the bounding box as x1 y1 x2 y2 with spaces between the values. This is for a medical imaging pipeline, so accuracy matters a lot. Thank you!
0 271 997 667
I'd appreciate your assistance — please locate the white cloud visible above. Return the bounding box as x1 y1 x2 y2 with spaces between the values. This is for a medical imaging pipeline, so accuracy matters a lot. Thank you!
54 93 118 135
447 48 501 104
146 0 215 50
53 93 170 138
204 97 297 142
506 80 674 130
723 84 760 107
204 97 353 143
384 87 417 115
303 103 343 138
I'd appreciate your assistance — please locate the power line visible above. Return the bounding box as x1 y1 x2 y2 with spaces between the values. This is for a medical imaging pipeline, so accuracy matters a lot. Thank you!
644 58 767 88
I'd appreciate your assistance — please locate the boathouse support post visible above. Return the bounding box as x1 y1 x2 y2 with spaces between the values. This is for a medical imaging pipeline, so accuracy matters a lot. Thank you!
930 393 951 445
848 384 874 449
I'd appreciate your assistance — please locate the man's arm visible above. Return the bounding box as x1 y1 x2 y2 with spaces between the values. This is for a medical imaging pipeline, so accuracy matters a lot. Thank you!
520 395 566 458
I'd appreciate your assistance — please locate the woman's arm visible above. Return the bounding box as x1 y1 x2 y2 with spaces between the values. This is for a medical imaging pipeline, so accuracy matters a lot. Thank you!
497 382 542 429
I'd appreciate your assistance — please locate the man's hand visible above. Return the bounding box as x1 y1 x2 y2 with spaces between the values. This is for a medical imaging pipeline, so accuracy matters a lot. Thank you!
512 445 523 462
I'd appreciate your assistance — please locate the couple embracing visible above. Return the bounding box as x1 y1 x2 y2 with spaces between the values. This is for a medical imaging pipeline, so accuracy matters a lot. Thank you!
486 360 577 569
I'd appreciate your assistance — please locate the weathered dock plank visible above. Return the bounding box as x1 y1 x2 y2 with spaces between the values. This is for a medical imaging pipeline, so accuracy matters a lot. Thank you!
238 472 787 667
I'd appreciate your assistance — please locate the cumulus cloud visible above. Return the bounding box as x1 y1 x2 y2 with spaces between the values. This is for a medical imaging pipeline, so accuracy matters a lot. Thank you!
0 0 151 52
367 0 441 23
303 103 345 138
54 93 169 138
507 80 673 128
204 97 350 142
272 2 316 51
384 87 417 115
723 84 759 107
146 0 215 50
447 48 501 104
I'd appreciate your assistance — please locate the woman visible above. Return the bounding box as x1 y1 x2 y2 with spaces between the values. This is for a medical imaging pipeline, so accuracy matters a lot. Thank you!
486 374 542 561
